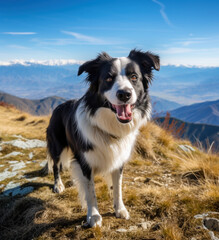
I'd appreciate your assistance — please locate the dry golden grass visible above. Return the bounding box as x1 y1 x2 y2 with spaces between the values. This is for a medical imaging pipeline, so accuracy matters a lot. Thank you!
0 106 49 139
161 221 183 240
0 105 218 240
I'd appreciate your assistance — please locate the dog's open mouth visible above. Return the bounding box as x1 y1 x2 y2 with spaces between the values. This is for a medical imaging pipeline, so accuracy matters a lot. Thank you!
112 104 135 123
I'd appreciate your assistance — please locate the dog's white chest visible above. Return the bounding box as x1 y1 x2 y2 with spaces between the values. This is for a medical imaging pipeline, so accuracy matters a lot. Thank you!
84 131 137 173
76 102 143 173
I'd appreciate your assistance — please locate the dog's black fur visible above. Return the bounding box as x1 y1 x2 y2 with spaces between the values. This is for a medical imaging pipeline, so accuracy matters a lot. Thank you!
46 49 160 227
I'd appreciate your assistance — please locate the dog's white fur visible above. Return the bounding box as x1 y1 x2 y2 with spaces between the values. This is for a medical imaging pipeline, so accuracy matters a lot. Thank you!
67 99 150 226
47 96 151 226
104 58 137 105
47 49 160 228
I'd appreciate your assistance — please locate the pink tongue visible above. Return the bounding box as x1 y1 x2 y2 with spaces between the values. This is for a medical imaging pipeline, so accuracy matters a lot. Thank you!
114 104 132 120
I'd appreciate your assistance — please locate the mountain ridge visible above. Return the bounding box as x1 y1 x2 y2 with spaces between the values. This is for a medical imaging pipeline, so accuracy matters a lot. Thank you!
0 92 181 116
0 92 66 115
166 99 219 126
1 63 219 103
155 116 219 152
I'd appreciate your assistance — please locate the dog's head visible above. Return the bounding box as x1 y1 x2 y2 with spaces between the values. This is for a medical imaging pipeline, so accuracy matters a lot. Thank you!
78 49 160 124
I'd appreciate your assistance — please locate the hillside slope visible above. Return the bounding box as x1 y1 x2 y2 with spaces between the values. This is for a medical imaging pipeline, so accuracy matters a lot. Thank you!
1 63 219 104
168 99 219 126
151 96 182 112
156 116 219 151
0 92 181 116
0 105 218 240
0 92 66 115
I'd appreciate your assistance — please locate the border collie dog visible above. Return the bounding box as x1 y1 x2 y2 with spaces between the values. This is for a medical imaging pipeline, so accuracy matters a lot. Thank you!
47 49 160 227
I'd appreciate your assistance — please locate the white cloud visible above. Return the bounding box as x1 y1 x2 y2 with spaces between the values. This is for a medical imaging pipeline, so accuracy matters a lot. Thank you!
33 33 125 46
62 31 102 43
3 32 37 35
175 37 211 46
152 0 172 26
161 55 219 68
0 59 84 66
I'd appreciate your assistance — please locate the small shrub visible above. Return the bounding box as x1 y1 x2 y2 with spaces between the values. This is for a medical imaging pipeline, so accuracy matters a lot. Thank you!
15 115 26 121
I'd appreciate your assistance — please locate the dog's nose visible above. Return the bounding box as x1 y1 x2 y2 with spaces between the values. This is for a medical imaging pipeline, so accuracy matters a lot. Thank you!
116 89 132 102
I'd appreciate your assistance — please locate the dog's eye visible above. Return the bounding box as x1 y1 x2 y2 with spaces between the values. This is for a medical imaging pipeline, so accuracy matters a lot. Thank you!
106 77 113 82
130 74 138 81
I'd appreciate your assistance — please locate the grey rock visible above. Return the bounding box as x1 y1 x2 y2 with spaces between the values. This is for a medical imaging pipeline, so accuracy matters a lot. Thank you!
2 139 46 149
129 226 138 231
139 221 154 230
11 161 26 171
116 228 127 233
8 160 19 164
40 160 47 167
29 152 33 159
203 218 219 232
0 168 17 181
0 151 24 159
4 181 20 191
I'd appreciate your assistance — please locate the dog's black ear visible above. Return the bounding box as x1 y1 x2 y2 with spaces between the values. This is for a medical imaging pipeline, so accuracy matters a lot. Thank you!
128 49 160 71
78 52 112 76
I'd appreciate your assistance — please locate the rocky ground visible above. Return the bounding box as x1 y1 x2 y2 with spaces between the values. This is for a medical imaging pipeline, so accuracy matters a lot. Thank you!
0 105 218 240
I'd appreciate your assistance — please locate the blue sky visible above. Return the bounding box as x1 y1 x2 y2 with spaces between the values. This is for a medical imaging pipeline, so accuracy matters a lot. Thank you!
1 0 219 66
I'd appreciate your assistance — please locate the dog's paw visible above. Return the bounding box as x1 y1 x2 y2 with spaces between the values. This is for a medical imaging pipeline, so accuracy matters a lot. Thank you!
53 181 65 193
88 214 102 228
115 207 130 219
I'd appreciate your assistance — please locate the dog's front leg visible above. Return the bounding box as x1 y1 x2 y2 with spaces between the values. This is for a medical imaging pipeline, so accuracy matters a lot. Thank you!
84 173 102 227
112 168 130 219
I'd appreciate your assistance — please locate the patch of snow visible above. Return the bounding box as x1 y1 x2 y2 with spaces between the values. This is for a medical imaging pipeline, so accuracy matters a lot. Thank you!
0 59 83 66
10 161 26 171
116 228 127 233
195 212 219 219
1 139 46 149
128 226 138 231
0 184 5 188
26 177 38 182
138 221 154 230
12 135 27 140
0 164 4 168
0 146 2 151
40 160 47 167
4 181 20 191
29 152 33 159
0 151 24 159
8 160 19 164
0 168 17 181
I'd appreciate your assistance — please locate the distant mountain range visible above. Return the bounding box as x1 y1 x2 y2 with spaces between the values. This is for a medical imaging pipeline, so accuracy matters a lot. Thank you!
166 99 219 126
155 117 219 152
0 63 86 99
0 92 181 116
151 96 181 113
151 65 219 104
0 92 66 115
0 63 219 104
0 62 218 125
